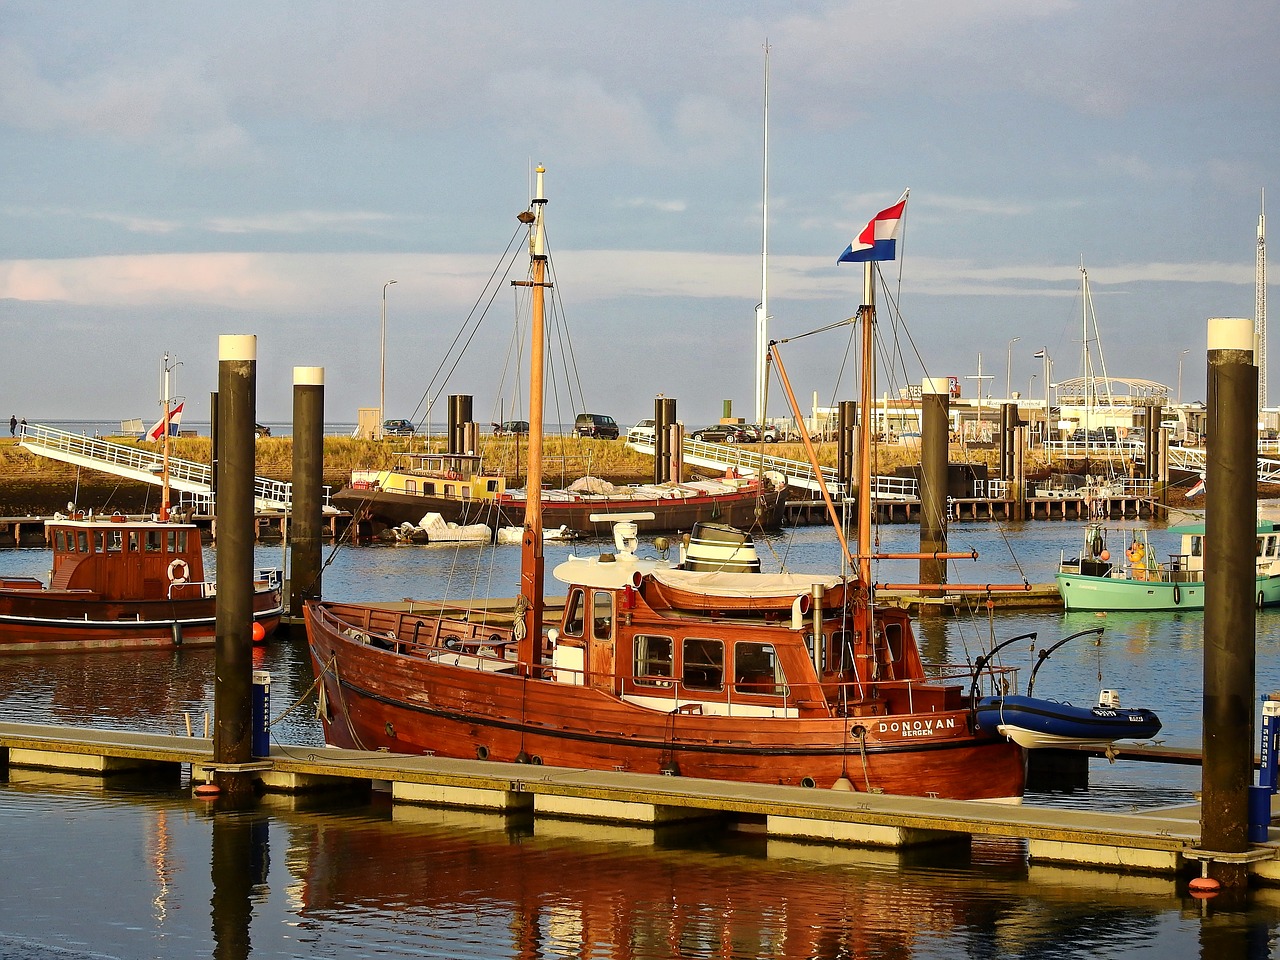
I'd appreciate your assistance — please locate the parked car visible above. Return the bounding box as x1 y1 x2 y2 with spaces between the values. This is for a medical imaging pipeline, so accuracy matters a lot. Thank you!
627 418 656 443
493 420 530 436
382 418 415 437
254 422 271 439
574 412 619 439
690 423 751 444
751 423 782 443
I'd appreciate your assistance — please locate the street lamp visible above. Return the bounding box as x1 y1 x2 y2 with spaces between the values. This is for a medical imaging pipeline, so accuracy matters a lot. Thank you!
1005 337 1021 399
379 279 398 439
1178 348 1190 405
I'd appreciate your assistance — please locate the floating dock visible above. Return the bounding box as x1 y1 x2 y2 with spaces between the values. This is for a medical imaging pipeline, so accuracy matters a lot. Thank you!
1 720 1276 881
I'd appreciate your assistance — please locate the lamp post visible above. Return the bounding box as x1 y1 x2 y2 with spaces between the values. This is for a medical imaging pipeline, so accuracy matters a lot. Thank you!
1006 336 1021 399
379 279 397 439
1178 348 1190 405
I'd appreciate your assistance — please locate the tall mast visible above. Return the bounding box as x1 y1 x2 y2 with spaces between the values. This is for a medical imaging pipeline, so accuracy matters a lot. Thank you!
518 165 549 662
1259 189 1268 410
754 42 770 426
161 354 173 521
857 264 875 594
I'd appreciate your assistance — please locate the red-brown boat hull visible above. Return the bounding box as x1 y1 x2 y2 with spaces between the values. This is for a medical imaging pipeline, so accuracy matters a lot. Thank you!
307 602 1025 800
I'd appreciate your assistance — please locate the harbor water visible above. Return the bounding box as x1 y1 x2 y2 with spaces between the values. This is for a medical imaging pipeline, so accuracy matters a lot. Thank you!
2 521 1280 958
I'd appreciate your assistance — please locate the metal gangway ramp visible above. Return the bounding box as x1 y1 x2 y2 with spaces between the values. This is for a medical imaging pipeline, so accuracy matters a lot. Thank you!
19 423 294 512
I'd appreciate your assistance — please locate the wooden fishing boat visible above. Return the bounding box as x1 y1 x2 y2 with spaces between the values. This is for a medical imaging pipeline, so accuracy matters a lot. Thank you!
305 171 1026 800
0 513 283 653
333 451 788 539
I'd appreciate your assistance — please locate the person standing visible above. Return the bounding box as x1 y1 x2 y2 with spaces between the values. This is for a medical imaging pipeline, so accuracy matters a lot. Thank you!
8 415 15 437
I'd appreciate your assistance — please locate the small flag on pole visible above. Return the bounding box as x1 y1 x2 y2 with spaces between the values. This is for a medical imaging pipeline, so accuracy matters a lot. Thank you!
146 401 184 441
838 190 909 263
1033 350 1046 359
1187 475 1205 499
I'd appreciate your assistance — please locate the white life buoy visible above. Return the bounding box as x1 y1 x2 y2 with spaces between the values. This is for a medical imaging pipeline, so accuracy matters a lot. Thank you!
167 558 190 583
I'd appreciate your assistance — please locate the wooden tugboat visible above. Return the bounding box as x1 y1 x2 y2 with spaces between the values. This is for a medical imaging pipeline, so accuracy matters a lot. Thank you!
305 171 1026 800
0 513 283 653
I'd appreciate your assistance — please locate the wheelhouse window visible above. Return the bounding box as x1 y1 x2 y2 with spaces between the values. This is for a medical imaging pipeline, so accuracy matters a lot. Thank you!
145 531 162 552
803 632 827 672
633 634 673 686
1190 535 1203 558
734 642 785 697
76 531 89 553
831 629 855 673
166 529 188 553
54 530 67 552
682 637 724 691
563 588 585 638
592 591 613 640
105 529 123 553
127 531 139 552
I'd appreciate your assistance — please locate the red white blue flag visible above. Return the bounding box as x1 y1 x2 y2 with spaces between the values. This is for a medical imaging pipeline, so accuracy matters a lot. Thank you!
1187 474 1205 499
146 401 183 441
838 190 909 263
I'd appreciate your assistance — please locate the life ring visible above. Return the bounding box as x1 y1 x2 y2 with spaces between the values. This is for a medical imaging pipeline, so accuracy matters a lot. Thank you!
167 558 190 583
1126 541 1145 564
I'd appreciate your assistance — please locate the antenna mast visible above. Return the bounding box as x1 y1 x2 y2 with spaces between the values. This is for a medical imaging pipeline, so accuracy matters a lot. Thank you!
1258 189 1268 410
754 41 770 426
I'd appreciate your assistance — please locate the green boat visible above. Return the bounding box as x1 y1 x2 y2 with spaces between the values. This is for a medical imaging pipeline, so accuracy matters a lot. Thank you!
1055 521 1280 611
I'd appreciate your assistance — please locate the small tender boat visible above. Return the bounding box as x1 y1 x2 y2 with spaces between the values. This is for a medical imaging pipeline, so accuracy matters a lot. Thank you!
0 513 283 653
974 691 1162 750
1056 520 1280 611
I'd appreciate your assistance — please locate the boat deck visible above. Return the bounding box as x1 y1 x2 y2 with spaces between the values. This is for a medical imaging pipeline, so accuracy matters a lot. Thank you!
1 720 1276 880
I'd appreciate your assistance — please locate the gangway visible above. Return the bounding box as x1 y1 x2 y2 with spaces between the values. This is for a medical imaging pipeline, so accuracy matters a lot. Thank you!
19 422 300 512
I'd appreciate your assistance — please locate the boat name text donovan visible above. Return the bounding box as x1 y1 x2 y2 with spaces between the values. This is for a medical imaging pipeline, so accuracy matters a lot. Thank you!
874 717 958 738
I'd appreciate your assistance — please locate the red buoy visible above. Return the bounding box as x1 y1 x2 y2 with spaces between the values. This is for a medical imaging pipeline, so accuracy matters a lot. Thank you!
194 783 221 799
252 621 266 643
1189 875 1220 898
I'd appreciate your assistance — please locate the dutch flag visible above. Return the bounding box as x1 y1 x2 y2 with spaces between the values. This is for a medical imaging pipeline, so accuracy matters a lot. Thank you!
1187 475 1205 499
146 401 184 441
838 189 909 263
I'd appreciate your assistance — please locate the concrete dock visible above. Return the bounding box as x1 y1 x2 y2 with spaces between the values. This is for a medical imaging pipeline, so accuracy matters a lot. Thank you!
2 720 1277 882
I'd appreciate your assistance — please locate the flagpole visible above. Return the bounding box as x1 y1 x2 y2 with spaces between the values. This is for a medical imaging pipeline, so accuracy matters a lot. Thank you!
161 355 172 521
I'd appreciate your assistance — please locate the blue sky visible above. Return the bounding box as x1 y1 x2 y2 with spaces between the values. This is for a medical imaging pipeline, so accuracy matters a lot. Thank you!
0 1 1276 428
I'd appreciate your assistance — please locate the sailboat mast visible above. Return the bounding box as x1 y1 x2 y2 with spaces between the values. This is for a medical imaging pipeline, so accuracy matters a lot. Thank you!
519 165 548 657
161 354 172 521
857 264 875 591
755 42 770 426
1259 189 1268 411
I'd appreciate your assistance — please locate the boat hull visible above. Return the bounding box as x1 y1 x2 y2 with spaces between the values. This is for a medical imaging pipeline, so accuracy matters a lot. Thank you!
306 602 1025 801
0 588 283 653
974 696 1162 749
1055 570 1280 611
335 484 789 537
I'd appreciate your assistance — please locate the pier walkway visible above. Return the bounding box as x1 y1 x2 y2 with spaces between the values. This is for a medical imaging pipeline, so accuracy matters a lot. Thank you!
18 422 303 512
2 720 1278 879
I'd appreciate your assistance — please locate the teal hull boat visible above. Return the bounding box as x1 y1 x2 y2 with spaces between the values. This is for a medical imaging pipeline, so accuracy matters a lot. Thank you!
1057 521 1280 612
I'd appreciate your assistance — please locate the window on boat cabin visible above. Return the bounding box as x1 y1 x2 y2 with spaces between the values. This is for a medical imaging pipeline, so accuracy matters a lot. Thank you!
165 529 188 554
484 479 500 493
734 642 785 697
879 622 903 664
405 479 417 495
682 637 724 692
76 530 89 553
832 630 855 674
126 531 139 552
633 634 674 685
803 632 826 673
54 530 66 552
105 529 123 553
145 531 162 552
1190 536 1203 558
424 482 437 495
592 591 613 640
563 588 585 638
1268 537 1279 559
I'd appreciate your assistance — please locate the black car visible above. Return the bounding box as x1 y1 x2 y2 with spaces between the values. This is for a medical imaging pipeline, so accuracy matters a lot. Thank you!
493 420 530 436
382 418 416 437
690 423 751 443
574 413 619 439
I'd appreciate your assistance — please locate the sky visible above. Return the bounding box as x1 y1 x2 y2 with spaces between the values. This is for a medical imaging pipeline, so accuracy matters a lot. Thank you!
1 0 1277 430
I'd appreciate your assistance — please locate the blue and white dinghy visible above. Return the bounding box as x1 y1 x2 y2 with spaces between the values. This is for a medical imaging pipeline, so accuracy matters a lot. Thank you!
974 691 1162 750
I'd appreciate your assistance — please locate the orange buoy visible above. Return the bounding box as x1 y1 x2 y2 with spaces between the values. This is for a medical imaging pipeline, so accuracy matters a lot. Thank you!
193 783 220 799
252 621 266 643
1188 875 1220 898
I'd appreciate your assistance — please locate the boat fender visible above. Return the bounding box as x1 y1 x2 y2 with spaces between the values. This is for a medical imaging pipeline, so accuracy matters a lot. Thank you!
1173 583 1181 605
167 558 190 583
1090 535 1103 558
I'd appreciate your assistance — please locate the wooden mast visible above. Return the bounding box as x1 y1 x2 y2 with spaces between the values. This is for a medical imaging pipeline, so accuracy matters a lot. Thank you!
161 353 174 521
518 165 549 665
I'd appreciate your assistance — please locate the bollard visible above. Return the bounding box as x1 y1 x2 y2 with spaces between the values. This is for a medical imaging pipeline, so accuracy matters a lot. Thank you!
251 670 271 757
1249 785 1272 843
